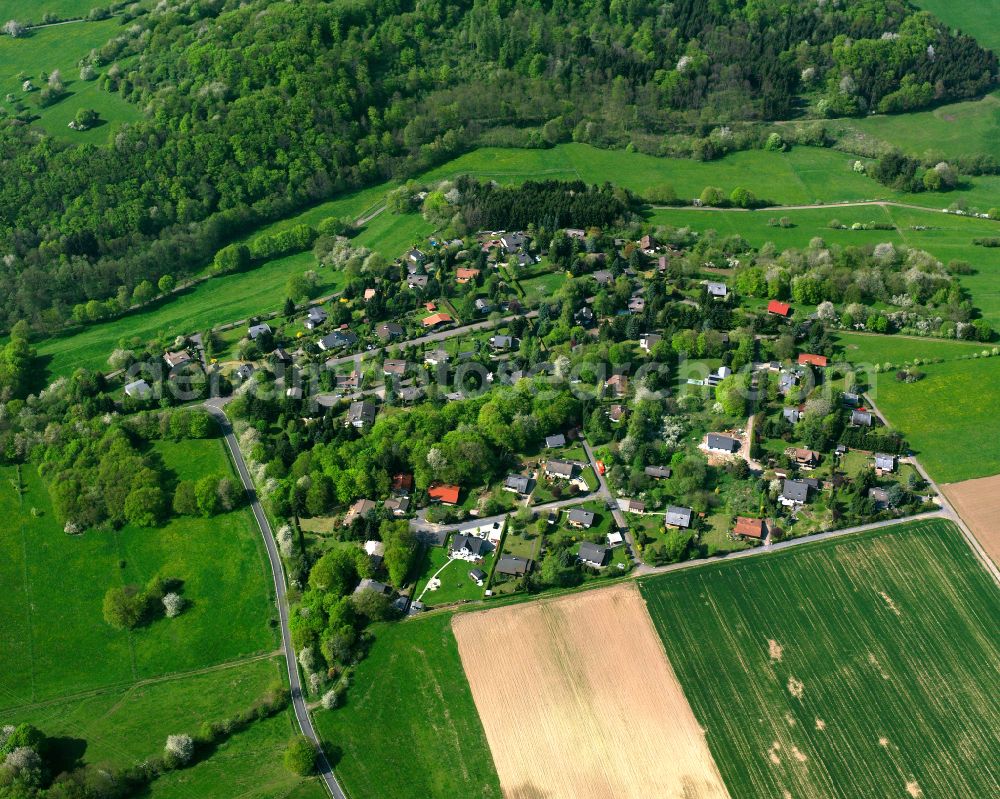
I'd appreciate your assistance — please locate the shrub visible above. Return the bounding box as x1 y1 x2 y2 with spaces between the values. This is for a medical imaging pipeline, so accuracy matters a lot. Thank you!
283 736 317 776
164 733 194 766
162 592 185 618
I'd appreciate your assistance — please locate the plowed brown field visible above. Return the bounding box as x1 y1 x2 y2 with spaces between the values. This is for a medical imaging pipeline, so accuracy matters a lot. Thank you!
944 475 1000 566
451 583 731 799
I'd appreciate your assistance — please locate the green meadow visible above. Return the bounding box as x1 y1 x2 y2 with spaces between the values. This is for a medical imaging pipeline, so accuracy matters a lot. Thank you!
913 0 1000 52
642 518 1000 799
868 355 1000 483
834 330 984 366
0 2 97 20
0 18 141 143
314 613 501 799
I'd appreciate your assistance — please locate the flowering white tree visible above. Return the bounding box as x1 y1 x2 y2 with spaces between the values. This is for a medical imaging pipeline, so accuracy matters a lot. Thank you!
321 688 340 710
162 593 184 618
276 525 295 558
165 734 194 765
3 20 25 38
816 301 836 321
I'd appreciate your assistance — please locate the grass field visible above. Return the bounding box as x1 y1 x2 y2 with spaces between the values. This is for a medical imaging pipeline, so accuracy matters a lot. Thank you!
0 1 97 19
641 519 1000 799
836 92 1000 162
0 18 141 144
0 437 276 710
869 355 1000 483
313 613 501 799
834 330 985 366
913 0 1000 52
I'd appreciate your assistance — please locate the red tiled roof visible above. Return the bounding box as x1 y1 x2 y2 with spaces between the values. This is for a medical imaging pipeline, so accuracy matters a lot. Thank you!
797 353 828 367
734 517 766 539
428 483 460 504
422 312 454 327
767 300 792 317
391 473 413 492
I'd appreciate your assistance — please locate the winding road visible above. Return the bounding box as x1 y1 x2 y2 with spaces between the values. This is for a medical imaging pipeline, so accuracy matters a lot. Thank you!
204 400 345 799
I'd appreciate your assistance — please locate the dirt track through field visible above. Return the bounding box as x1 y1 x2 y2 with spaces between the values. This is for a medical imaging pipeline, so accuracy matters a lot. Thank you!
943 475 1000 566
452 583 731 799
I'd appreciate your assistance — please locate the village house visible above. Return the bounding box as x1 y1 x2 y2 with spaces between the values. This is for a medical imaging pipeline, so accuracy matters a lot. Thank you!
780 478 817 507
797 352 828 368
544 459 578 480
620 498 645 514
503 474 534 496
783 407 802 424
501 232 527 254
733 517 767 540
767 300 792 318
407 274 428 290
451 533 489 561
382 359 407 377
564 228 586 239
578 542 610 568
644 465 672 479
428 483 460 505
364 540 385 568
665 506 693 529
363 287 377 302
304 306 328 330
124 379 153 399
391 473 414 495
474 298 492 314
495 554 532 577
852 409 874 427
607 404 627 424
163 350 192 370
605 373 628 397
272 347 292 365
343 498 376 527
706 281 728 298
567 508 595 528
628 294 646 314
424 349 450 366
639 333 662 352
235 363 255 382
489 334 518 351
574 306 595 326
593 269 614 287
874 453 897 474
456 267 480 284
422 312 454 328
607 531 624 547
705 365 732 388
248 322 272 340
318 330 357 351
384 496 410 516
346 400 376 429
406 248 426 267
354 578 391 596
869 487 890 509
707 433 740 454
376 322 404 341
842 392 861 408
545 433 567 449
788 448 820 468
468 567 487 586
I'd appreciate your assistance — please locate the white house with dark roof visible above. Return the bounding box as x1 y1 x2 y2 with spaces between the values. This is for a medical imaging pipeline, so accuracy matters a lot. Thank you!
780 478 812 507
665 506 693 528
567 508 595 528
706 433 740 454
578 542 609 568
451 534 489 561
347 400 376 428
503 474 534 495
304 306 328 330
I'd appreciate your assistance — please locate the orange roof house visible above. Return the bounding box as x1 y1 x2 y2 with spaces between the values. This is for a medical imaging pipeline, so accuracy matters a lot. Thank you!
422 312 454 328
734 517 766 539
456 267 480 284
391 473 414 494
424 301 437 311
767 300 792 317
428 483 460 505
797 353 828 367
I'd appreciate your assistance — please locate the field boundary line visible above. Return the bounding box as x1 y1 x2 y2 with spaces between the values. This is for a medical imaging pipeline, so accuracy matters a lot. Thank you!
14 465 37 705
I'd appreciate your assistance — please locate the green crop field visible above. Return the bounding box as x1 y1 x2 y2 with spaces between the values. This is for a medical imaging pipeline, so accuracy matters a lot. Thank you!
869 355 1000 483
641 519 1000 799
836 92 1000 162
0 18 142 144
913 0 1000 52
314 613 501 799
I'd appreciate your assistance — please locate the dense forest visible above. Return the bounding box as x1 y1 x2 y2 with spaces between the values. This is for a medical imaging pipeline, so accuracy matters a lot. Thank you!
0 0 994 331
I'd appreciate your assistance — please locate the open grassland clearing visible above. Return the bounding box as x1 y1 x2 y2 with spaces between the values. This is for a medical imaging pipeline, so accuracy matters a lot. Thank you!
0 17 141 143
912 0 1000 52
641 519 1000 799
0 1 98 19
869 355 1000 483
314 613 501 799
834 330 984 366
943 474 1000 567
453 583 731 799
835 91 1000 161
0 437 276 710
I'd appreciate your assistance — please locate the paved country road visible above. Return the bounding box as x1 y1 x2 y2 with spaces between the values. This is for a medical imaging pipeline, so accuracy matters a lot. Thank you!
205 400 345 799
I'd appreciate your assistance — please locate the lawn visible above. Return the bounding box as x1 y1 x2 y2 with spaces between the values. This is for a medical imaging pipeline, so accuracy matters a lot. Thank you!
913 0 1000 52
0 437 277 710
313 613 502 799
412 540 492 607
641 518 1000 799
0 18 142 143
0 1 97 19
834 330 985 367
868 354 1000 483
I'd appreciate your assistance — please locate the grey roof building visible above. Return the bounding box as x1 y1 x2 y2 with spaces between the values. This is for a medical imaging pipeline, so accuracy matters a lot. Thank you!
451 534 488 559
248 323 272 340
874 453 896 472
781 479 811 505
567 508 595 528
545 433 567 449
644 465 671 479
504 474 534 495
545 459 578 479
706 281 728 297
852 409 873 426
783 407 801 424
578 542 610 568
706 433 740 453
665 506 693 528
495 555 532 576
304 306 328 329
124 379 153 399
353 578 391 596
347 400 376 428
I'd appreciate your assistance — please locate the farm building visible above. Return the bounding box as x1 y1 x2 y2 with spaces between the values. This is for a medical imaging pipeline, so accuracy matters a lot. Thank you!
665 506 693 529
578 542 610 568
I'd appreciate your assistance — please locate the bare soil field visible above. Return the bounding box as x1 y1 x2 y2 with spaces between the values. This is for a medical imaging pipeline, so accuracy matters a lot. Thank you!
943 475 1000 567
451 583 731 799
